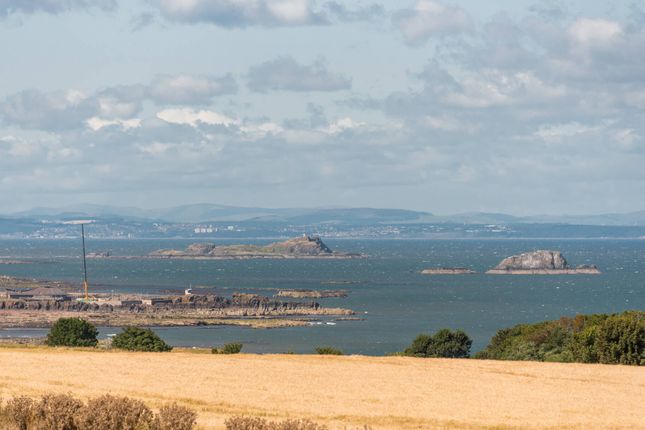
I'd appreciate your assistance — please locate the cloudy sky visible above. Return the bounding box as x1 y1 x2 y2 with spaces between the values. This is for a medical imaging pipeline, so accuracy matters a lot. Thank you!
1 0 643 215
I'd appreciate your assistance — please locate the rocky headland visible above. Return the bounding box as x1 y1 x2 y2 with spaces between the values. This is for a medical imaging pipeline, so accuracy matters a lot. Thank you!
486 250 600 274
92 236 363 260
0 276 354 329
421 268 477 275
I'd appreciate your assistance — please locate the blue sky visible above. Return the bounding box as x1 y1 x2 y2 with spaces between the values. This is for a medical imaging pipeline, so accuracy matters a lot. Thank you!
1 0 644 215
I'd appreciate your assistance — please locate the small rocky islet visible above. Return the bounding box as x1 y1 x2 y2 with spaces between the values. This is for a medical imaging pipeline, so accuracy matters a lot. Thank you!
422 250 600 275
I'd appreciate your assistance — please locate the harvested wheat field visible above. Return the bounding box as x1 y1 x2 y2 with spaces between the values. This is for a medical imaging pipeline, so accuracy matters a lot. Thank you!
1 348 644 430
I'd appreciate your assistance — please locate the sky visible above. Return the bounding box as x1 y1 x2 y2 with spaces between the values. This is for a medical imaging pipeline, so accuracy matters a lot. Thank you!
0 0 644 215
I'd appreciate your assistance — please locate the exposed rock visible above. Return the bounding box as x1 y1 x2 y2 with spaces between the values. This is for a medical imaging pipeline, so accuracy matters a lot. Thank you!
186 243 216 255
276 289 349 298
487 250 600 274
262 236 333 256
421 268 477 275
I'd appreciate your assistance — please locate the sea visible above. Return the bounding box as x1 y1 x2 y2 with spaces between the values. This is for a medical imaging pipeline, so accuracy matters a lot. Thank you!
0 238 643 355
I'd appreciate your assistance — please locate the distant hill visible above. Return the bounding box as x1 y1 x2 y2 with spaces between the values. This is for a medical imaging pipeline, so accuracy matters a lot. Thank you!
8 204 435 224
5 204 645 226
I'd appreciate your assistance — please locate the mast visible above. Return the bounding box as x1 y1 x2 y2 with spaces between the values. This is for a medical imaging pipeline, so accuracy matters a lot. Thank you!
81 223 89 301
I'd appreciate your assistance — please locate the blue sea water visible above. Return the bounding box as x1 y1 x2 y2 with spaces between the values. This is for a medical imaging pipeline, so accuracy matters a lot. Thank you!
0 238 643 355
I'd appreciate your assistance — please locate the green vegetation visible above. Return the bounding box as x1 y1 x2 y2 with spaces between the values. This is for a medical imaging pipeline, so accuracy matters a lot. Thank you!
315 346 343 355
212 343 243 354
112 327 173 352
476 311 644 365
0 393 196 430
404 329 472 358
46 318 98 348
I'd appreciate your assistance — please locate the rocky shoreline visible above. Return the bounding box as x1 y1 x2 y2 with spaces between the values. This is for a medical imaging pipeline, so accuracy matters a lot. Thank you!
0 276 354 329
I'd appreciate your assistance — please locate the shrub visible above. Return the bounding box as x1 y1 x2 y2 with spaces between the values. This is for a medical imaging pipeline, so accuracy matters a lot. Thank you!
5 396 36 430
36 393 83 430
112 327 172 352
154 403 197 430
569 325 600 363
1 394 198 430
314 346 343 355
46 318 98 347
225 416 328 430
476 321 572 361
594 313 645 365
477 311 644 365
76 394 154 430
212 343 243 354
404 329 472 358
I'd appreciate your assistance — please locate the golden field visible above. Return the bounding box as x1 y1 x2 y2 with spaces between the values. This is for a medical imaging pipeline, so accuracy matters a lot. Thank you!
1 348 644 429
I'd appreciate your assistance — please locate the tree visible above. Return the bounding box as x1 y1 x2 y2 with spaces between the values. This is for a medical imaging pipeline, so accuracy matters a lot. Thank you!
403 334 431 357
111 327 172 352
404 329 472 358
46 318 98 347
426 329 473 358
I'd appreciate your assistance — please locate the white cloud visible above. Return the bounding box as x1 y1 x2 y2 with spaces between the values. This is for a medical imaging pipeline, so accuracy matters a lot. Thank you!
156 108 239 127
326 117 364 134
569 18 623 47
86 117 142 131
152 0 324 27
393 0 472 46
240 122 284 138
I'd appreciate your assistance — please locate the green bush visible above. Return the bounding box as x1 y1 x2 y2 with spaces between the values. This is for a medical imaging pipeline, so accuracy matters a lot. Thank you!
477 311 644 365
112 327 172 352
212 343 243 354
569 325 600 363
46 318 98 347
594 313 645 365
404 329 472 358
314 346 343 355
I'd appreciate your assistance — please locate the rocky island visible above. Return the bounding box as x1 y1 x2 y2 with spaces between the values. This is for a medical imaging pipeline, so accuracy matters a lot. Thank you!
146 235 363 259
421 268 477 275
486 250 600 274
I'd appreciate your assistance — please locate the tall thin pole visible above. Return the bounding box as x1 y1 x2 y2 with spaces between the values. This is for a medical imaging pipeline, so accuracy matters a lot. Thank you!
81 224 89 301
